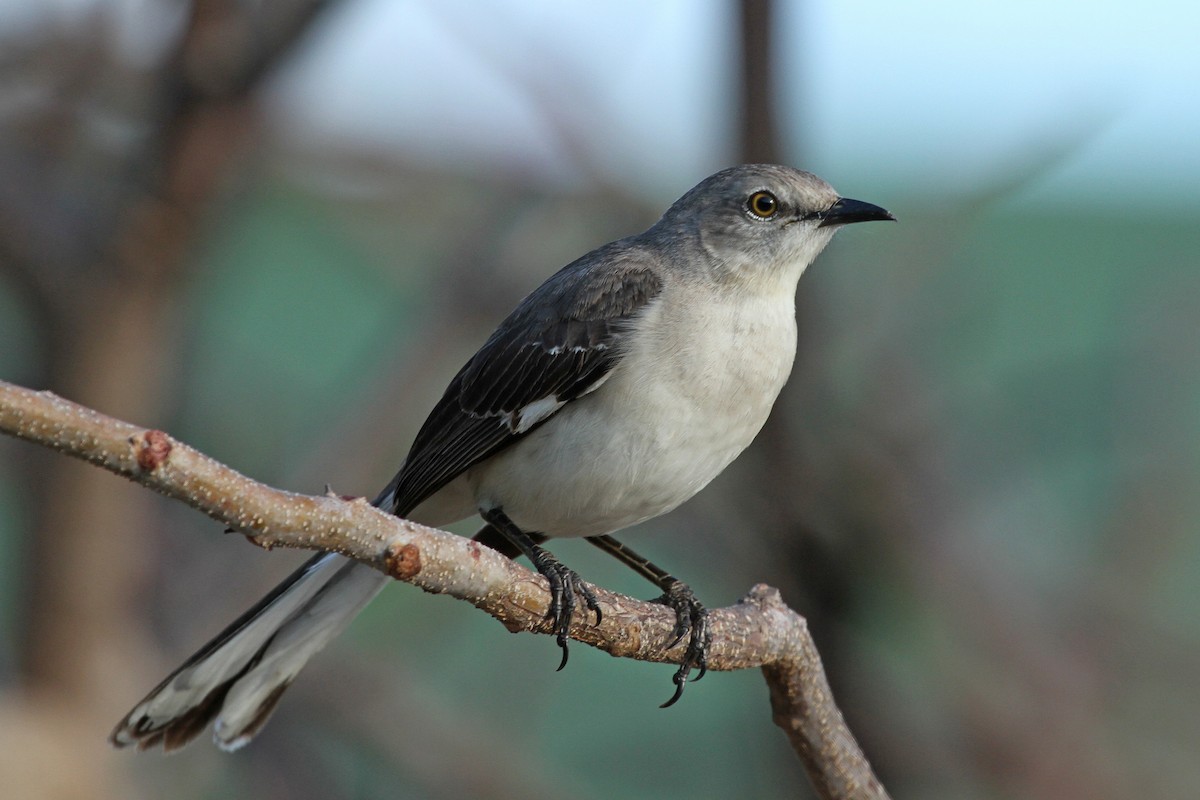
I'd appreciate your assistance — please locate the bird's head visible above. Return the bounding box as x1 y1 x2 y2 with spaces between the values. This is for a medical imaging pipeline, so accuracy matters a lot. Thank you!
652 164 894 291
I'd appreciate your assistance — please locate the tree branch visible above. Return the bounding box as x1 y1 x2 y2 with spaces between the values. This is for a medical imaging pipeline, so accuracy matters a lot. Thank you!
0 379 890 800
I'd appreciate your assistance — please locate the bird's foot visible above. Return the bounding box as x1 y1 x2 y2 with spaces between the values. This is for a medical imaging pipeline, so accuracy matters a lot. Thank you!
479 509 603 670
527 548 602 671
657 579 711 708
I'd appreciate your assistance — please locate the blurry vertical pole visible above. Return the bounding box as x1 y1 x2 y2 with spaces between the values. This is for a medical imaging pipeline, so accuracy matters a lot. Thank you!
737 0 843 602
737 0 780 164
734 0 861 753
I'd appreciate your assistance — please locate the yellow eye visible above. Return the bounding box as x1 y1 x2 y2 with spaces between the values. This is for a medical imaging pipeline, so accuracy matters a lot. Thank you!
747 191 779 219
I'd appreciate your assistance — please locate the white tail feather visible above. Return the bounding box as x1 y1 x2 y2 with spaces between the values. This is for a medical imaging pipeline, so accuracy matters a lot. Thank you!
110 553 388 751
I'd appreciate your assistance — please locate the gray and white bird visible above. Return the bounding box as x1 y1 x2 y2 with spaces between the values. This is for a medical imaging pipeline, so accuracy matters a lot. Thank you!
111 164 893 752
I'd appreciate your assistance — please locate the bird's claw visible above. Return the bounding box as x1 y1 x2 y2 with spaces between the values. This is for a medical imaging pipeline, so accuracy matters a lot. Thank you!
537 556 602 671
657 580 710 708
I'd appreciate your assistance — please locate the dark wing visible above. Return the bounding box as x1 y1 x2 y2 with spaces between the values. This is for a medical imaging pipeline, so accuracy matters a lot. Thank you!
378 245 663 517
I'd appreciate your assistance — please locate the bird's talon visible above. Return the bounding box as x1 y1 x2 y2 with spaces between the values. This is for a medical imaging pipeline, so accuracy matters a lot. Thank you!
660 672 687 708
555 637 570 671
529 553 599 672
654 580 709 704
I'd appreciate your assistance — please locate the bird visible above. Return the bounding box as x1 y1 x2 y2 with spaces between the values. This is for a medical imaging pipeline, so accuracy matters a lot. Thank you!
110 164 893 752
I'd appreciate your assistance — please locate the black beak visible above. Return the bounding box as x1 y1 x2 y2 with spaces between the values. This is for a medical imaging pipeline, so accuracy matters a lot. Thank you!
818 197 895 228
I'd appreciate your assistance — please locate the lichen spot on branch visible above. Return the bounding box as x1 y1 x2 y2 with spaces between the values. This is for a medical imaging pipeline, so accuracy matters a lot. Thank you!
385 542 422 580
133 429 172 471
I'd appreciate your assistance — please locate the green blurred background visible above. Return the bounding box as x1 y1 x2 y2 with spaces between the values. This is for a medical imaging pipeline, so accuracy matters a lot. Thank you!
0 1 1197 798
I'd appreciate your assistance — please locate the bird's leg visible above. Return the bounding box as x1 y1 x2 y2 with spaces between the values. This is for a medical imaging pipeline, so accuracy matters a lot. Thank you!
586 535 711 707
480 508 601 670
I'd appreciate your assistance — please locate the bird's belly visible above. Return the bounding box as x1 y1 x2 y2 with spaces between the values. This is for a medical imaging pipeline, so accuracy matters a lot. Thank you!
471 403 757 537
470 295 797 537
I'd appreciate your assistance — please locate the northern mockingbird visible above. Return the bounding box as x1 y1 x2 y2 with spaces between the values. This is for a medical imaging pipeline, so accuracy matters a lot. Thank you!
111 164 893 752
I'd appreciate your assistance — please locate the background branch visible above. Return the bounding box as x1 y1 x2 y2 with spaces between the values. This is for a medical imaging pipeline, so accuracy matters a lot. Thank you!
0 5 343 798
0 379 890 800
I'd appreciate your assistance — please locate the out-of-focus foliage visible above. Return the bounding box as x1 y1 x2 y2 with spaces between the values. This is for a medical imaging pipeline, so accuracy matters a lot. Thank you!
0 2 1197 799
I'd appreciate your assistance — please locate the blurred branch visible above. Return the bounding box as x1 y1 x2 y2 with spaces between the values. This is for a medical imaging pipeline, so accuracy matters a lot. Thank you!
179 0 333 101
5 0 340 696
0 379 891 800
0 5 344 799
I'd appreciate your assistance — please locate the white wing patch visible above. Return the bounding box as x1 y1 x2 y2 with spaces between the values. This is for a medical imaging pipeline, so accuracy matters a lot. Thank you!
508 396 566 433
503 371 615 434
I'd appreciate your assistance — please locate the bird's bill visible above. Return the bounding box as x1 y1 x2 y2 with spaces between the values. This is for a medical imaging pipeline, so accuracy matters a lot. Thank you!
818 197 895 227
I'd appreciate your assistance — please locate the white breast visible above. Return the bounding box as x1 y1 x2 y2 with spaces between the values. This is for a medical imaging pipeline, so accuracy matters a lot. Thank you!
469 280 798 537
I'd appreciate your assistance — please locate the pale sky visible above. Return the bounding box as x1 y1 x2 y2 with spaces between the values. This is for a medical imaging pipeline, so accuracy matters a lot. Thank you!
4 0 1199 207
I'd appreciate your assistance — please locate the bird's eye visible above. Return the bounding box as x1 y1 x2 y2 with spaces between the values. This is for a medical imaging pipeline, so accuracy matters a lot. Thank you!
746 191 779 219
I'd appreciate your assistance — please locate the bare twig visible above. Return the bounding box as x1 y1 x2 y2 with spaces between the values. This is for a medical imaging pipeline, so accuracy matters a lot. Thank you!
0 379 890 800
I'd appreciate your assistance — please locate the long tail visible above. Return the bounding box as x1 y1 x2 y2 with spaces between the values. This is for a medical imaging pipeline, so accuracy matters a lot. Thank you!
110 552 388 752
